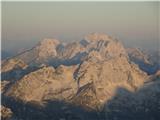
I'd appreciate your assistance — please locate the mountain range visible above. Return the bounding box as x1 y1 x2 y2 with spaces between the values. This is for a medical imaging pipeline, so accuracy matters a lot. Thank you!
1 33 160 120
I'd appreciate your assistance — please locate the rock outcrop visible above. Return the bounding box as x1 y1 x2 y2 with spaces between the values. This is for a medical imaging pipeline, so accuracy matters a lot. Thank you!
1 105 13 120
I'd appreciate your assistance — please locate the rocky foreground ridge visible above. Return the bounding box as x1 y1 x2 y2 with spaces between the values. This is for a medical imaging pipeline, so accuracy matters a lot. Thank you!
1 33 160 120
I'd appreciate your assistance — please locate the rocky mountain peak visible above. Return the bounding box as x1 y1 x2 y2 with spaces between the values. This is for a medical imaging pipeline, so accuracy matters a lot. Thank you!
83 33 128 59
38 38 60 47
84 32 113 42
36 38 60 58
72 54 148 110
1 33 159 120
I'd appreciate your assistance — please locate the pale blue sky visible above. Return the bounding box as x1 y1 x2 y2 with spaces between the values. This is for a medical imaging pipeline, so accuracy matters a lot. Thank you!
2 2 159 53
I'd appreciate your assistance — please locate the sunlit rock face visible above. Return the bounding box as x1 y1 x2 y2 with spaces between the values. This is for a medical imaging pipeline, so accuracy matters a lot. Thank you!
5 66 78 102
73 53 147 110
83 33 128 58
1 33 159 120
2 58 28 73
36 39 60 59
7 38 60 66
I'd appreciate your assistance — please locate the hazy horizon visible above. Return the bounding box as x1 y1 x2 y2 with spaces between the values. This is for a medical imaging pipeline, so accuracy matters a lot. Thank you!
2 2 159 54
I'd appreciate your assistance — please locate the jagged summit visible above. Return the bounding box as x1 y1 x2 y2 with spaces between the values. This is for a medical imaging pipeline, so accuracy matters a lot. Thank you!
36 38 60 58
39 38 60 46
84 32 113 42
84 33 127 59
3 33 127 67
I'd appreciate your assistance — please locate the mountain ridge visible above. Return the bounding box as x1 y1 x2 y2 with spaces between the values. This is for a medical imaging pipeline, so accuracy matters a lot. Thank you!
1 33 160 120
